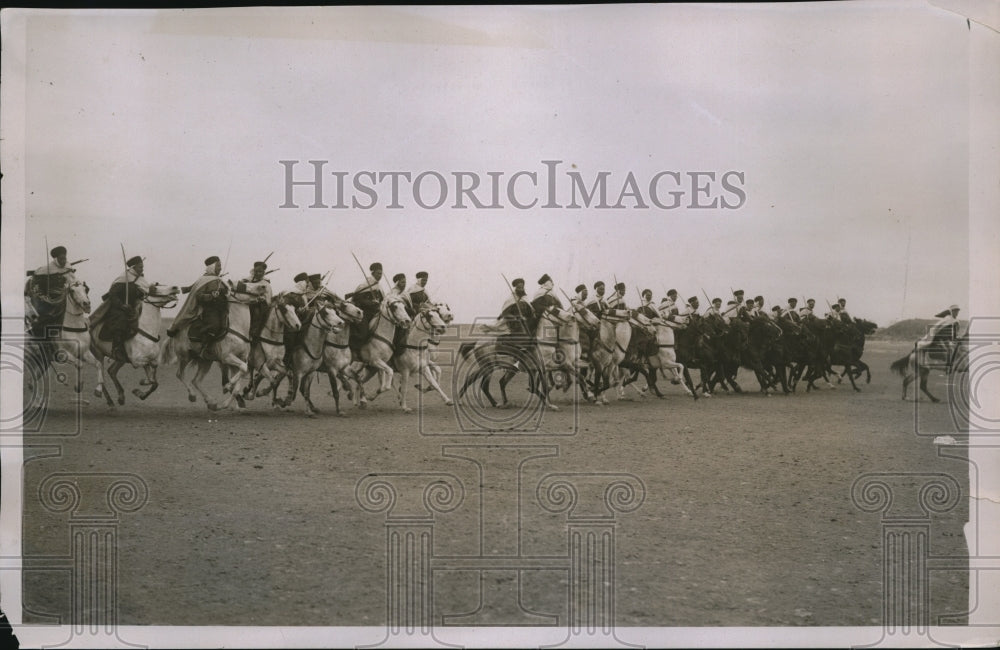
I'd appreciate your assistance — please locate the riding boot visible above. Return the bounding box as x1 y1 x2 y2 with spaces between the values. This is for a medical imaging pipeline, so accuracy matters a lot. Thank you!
113 338 130 364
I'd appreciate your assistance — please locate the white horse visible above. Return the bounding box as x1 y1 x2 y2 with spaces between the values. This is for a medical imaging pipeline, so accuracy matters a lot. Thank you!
588 308 633 404
545 301 600 401
30 279 101 398
279 303 345 415
90 284 180 405
643 314 694 397
242 292 302 405
162 294 255 411
350 297 412 408
318 296 365 415
394 304 452 413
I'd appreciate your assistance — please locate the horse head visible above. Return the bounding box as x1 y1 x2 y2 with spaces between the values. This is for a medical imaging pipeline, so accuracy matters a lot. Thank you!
333 296 364 323
67 281 91 314
146 284 180 308
434 303 454 324
384 296 412 329
418 305 448 337
856 318 878 336
275 293 303 332
315 303 344 333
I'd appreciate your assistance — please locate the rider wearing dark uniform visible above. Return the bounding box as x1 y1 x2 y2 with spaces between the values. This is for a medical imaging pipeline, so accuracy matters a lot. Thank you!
99 256 148 362
168 256 229 352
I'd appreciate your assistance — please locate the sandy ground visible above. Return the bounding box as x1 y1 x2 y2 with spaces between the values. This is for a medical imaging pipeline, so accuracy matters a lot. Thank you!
18 339 969 629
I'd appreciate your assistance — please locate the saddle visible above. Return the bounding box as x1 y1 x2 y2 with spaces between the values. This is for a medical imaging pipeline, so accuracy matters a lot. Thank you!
27 295 66 340
188 310 230 344
626 323 657 360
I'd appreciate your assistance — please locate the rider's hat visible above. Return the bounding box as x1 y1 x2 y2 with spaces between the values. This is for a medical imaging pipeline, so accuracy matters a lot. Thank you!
593 281 605 289
50 246 67 258
416 271 428 280
369 262 382 272
512 278 525 287
126 256 143 268
667 288 678 297
538 274 552 285
204 255 220 266
253 261 267 270
393 273 405 283
688 296 699 305
788 297 798 303
308 273 322 283
575 284 586 293
294 272 308 283
615 282 626 292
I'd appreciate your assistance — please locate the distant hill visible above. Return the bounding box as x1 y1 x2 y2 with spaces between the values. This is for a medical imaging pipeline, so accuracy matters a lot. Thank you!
873 318 968 341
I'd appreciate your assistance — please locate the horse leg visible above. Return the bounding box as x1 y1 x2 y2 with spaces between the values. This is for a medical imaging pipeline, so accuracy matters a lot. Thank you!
175 355 201 403
397 366 413 413
326 370 345 416
421 363 453 406
843 362 861 392
918 368 940 403
300 370 320 415
134 362 159 400
190 360 218 410
108 359 127 405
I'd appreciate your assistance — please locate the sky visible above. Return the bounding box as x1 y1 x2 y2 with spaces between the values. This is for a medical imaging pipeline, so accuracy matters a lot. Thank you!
4 3 975 326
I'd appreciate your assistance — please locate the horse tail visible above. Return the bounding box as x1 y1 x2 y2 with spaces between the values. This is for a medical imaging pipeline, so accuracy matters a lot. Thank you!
458 341 476 359
162 336 177 366
889 353 911 377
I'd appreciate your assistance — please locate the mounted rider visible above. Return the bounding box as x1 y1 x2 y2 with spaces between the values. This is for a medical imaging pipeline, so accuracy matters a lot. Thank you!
782 298 801 323
585 281 609 318
837 298 854 325
234 261 273 340
407 271 432 315
925 304 961 345
704 297 724 321
606 282 628 310
166 256 229 349
721 289 745 322
26 245 80 338
389 273 413 352
638 289 658 319
92 255 150 362
349 262 385 328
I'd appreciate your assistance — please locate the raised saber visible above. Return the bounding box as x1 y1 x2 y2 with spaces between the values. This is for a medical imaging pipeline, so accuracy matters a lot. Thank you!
304 268 334 308
350 251 377 295
120 243 130 304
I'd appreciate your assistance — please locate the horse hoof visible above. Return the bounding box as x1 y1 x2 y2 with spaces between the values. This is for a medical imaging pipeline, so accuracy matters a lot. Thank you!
358 401 367 409
188 394 197 403
547 404 560 411
131 388 143 399
93 387 103 398
117 395 126 406
444 400 453 406
402 407 413 413
207 403 218 411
